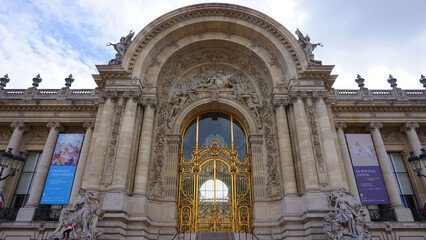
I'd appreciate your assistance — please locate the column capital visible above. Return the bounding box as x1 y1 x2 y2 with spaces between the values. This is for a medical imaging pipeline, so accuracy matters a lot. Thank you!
272 97 290 109
83 121 95 130
400 122 419 133
289 91 307 103
248 134 263 144
140 97 158 109
47 121 64 132
335 121 347 130
167 133 181 144
101 90 118 101
10 121 30 132
312 90 328 102
123 90 140 102
365 122 383 133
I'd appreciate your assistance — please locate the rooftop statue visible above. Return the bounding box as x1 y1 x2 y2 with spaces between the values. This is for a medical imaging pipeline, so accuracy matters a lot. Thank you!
295 28 323 65
107 30 135 65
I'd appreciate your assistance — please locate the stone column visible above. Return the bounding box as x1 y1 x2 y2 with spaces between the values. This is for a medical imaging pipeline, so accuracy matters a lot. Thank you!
0 121 29 195
292 94 319 191
400 122 426 189
335 122 360 201
274 101 297 195
249 134 267 200
314 95 343 189
112 95 138 191
26 121 64 207
87 93 116 190
133 103 155 195
366 122 413 221
69 121 94 204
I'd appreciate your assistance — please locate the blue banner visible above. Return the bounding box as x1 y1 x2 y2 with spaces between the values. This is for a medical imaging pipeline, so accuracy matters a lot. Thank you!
40 134 84 205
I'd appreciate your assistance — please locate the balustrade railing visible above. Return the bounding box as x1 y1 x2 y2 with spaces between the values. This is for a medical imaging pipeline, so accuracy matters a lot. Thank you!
410 208 426 222
33 207 61 221
368 208 396 221
0 208 19 221
0 88 100 101
332 88 425 101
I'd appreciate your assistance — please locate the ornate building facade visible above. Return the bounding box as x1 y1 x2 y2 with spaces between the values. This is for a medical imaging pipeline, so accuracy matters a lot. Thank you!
0 4 425 239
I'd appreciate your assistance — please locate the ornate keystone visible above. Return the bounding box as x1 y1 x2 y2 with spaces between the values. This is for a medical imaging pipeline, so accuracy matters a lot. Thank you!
0 74 10 89
355 74 365 88
32 74 42 88
387 74 397 88
64 74 74 88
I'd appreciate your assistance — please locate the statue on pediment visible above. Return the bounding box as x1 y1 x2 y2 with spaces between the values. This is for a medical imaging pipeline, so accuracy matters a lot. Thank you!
295 28 323 65
107 30 135 65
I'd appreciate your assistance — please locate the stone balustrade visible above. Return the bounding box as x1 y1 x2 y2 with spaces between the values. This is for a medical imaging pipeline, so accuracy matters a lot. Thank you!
331 88 426 101
0 88 100 100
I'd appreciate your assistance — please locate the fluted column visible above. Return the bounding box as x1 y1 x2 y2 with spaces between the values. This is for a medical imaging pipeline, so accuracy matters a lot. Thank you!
314 95 343 189
335 122 360 201
112 95 139 191
250 134 267 200
400 122 426 189
366 122 413 221
133 103 155 195
292 94 319 191
274 100 297 195
69 121 94 204
87 93 116 190
0 121 29 194
26 121 64 207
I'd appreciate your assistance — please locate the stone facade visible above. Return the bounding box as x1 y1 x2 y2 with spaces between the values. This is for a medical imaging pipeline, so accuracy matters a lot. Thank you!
0 3 425 239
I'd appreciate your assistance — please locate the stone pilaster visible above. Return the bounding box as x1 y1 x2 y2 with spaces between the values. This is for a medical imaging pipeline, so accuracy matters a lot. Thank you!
112 94 139 191
314 94 343 189
400 122 426 189
366 122 413 221
69 121 94 204
335 122 360 201
87 92 116 190
291 93 319 191
133 103 155 196
249 134 267 200
163 134 181 200
0 121 29 193
274 99 297 195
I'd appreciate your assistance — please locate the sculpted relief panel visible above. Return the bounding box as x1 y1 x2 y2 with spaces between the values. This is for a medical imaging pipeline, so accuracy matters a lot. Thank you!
148 50 282 200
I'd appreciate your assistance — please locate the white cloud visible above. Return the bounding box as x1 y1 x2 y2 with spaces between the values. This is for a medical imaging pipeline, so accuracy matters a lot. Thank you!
0 0 424 90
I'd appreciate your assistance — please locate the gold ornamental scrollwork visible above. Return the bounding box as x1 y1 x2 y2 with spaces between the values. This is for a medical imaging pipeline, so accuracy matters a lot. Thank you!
178 138 252 233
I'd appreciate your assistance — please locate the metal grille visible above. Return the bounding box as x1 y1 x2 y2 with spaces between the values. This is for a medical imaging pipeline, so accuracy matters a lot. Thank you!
368 208 396 221
0 208 19 221
33 207 61 221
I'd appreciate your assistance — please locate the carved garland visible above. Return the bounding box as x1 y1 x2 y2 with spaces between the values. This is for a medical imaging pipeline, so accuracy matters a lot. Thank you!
148 50 282 199
305 100 328 185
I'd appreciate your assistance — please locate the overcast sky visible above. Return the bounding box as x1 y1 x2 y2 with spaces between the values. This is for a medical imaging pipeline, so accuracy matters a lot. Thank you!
1 0 425 90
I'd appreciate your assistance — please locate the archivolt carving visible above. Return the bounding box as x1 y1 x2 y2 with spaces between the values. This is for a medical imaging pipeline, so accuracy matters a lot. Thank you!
148 50 282 199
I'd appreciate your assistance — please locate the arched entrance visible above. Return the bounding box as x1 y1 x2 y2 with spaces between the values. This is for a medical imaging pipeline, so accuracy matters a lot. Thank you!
178 112 252 233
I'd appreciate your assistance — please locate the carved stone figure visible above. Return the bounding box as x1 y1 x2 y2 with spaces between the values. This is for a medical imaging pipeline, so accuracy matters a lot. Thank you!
324 188 372 240
295 28 323 65
107 30 135 65
49 188 104 240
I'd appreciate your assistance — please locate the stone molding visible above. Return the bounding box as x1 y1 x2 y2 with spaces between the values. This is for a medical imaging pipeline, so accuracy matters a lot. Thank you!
332 105 426 113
